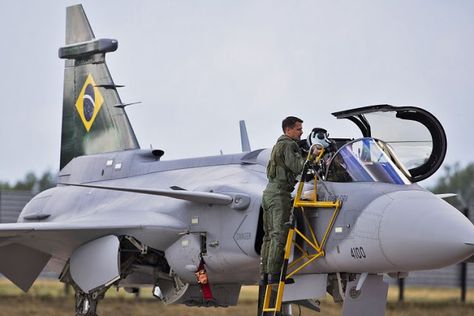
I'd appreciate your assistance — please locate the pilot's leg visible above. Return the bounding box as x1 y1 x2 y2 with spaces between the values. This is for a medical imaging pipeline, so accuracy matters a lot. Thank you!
258 193 272 315
267 190 291 282
260 193 272 279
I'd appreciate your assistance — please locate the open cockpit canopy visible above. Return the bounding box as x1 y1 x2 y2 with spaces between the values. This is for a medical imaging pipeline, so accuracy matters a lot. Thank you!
331 105 447 182
326 138 411 184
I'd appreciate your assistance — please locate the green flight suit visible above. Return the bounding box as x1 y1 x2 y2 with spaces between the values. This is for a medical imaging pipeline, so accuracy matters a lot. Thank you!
261 135 305 275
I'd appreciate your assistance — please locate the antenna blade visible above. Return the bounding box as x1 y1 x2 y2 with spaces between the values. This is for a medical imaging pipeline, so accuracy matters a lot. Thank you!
239 120 251 152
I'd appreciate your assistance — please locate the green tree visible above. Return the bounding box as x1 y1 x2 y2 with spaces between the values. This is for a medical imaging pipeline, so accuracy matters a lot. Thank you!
37 170 56 191
0 181 11 190
430 162 474 209
1 170 56 192
13 171 38 191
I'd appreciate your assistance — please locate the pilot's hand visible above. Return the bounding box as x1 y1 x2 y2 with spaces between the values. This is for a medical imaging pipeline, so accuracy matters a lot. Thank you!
308 144 323 161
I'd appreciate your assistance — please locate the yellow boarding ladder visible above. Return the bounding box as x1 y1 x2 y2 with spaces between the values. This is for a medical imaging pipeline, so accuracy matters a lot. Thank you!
261 147 342 315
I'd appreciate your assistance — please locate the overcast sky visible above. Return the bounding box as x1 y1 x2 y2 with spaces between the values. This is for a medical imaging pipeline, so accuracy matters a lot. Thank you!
1 1 473 186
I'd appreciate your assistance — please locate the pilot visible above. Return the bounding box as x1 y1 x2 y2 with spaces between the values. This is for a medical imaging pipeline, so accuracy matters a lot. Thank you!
261 116 307 285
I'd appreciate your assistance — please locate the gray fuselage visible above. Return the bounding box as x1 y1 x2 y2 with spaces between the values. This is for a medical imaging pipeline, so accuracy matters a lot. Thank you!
18 147 474 288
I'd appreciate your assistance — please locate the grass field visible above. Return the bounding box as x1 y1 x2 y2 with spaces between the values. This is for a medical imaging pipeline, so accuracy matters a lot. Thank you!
0 279 473 315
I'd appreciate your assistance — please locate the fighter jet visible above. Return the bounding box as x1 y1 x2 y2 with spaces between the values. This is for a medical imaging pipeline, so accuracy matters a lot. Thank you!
1 4 473 316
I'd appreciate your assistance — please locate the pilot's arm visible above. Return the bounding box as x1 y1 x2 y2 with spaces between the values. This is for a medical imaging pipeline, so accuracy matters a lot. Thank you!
297 139 310 157
283 142 305 176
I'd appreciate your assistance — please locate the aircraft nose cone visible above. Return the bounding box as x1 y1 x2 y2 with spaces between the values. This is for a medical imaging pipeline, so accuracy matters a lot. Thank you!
379 190 474 271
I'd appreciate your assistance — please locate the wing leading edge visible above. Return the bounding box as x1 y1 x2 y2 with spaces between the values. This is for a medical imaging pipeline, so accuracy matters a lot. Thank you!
60 182 234 205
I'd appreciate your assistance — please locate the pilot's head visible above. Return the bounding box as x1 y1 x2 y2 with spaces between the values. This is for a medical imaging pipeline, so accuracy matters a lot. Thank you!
307 127 332 149
282 116 303 141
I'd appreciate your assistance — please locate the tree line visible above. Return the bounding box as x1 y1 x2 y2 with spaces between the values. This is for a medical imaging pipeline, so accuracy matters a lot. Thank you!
0 170 56 193
430 162 474 209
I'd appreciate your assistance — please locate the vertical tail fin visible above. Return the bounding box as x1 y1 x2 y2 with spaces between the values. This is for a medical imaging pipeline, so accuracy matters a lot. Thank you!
58 5 139 170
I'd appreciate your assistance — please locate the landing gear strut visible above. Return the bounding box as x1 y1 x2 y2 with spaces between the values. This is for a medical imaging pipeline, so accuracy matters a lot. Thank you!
74 287 108 316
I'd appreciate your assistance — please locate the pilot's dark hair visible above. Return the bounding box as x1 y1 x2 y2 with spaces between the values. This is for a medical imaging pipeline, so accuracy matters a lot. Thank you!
282 116 303 132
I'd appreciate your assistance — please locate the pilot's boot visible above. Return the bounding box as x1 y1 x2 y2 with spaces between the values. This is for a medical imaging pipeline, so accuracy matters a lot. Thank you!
268 273 294 285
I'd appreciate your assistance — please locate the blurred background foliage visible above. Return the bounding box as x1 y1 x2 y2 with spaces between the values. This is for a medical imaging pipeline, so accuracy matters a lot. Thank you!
0 170 56 193
430 163 474 209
